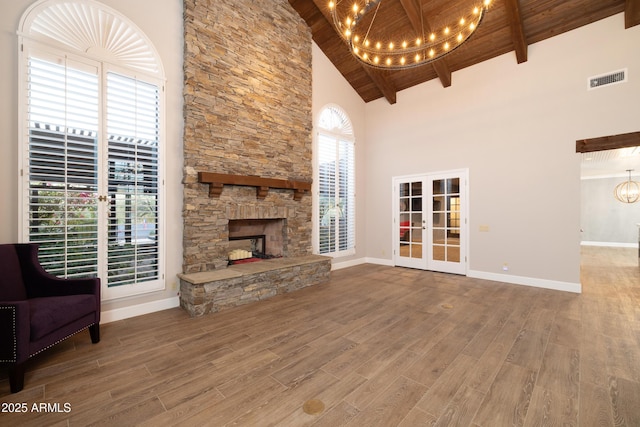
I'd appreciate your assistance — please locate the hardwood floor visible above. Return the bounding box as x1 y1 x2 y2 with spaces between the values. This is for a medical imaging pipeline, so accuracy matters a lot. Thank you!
1 246 639 426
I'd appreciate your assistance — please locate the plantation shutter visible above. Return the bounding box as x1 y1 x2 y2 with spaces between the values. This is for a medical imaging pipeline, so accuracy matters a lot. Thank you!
26 55 100 278
106 72 160 287
317 133 355 255
338 139 355 252
318 134 337 254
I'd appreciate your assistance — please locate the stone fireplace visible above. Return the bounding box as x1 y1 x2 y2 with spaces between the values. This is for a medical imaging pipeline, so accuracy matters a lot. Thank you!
179 0 329 317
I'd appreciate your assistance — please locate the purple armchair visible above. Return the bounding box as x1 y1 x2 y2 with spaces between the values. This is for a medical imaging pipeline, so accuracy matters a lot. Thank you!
0 243 100 393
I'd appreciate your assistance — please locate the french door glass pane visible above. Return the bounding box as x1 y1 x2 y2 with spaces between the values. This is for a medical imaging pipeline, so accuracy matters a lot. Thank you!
399 182 409 197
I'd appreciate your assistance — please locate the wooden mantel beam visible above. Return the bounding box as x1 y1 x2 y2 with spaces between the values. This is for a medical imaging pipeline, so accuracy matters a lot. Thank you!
198 172 312 200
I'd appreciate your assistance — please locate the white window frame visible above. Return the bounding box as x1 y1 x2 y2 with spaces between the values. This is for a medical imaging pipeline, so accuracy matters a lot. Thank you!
314 104 356 257
17 0 166 300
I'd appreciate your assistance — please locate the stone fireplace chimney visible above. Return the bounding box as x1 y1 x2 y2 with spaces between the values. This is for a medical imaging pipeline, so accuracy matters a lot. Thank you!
182 0 313 274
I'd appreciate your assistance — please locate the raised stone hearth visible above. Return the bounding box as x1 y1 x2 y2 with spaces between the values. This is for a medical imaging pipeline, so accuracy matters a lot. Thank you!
179 255 330 317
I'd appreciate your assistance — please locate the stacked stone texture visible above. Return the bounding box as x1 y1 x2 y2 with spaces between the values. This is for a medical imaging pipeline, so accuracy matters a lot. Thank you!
182 0 313 273
179 256 331 317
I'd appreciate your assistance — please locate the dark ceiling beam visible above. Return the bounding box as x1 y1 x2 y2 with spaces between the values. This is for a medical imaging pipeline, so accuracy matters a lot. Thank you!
626 0 640 28
576 131 640 153
363 68 397 104
504 0 528 63
399 0 452 87
287 0 397 104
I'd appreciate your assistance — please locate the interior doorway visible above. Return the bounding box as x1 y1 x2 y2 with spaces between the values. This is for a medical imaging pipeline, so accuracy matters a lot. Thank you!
577 131 640 268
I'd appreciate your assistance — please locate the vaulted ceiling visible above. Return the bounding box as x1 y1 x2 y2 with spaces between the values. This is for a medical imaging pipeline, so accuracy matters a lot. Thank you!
288 0 640 104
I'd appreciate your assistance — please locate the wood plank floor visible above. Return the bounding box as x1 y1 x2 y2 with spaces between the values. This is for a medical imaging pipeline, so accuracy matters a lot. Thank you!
1 246 639 426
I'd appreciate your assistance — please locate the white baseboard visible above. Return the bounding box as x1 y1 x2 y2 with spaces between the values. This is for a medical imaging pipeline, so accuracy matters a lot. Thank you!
467 270 582 293
581 241 638 248
101 296 180 324
331 257 367 270
330 257 394 270
337 258 582 293
364 257 394 266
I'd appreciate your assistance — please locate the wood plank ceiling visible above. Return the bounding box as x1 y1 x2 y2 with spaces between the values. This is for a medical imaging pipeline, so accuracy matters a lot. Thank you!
288 0 640 104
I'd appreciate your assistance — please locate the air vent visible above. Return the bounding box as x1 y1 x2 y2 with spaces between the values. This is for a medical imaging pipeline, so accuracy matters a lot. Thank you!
588 69 627 90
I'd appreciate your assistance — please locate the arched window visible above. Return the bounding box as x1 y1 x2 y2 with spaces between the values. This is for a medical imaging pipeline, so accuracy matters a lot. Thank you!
17 0 166 300
316 105 355 256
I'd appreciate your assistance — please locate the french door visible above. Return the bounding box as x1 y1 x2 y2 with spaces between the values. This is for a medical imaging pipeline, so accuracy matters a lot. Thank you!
393 170 467 275
22 51 163 300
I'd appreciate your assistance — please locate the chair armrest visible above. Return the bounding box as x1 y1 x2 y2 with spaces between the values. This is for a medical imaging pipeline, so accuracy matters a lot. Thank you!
0 301 30 364
14 244 100 299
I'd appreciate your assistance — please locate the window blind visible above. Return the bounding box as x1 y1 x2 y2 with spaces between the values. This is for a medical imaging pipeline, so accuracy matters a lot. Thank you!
27 56 100 278
106 72 160 287
317 133 355 255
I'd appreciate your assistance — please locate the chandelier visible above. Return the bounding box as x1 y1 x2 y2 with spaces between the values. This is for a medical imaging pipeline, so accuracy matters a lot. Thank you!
614 169 640 203
329 0 491 70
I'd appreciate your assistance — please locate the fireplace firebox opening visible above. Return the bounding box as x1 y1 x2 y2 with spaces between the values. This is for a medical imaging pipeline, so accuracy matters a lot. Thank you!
228 218 286 263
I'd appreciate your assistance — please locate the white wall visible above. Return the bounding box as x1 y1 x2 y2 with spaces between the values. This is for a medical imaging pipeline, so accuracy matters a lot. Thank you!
0 0 184 319
362 13 639 290
312 43 368 268
581 175 640 245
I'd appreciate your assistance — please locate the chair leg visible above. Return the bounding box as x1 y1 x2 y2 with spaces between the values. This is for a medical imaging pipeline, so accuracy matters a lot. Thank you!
9 363 25 393
89 323 100 343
